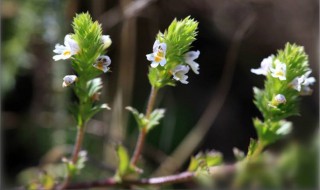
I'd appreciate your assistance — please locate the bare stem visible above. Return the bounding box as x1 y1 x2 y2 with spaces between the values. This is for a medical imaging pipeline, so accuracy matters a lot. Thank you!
130 86 158 166
65 164 235 189
251 140 265 159
59 126 85 190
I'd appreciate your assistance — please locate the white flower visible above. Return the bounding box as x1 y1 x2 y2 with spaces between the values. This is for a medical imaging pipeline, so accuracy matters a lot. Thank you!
62 75 77 87
172 65 190 84
146 40 167 68
289 75 305 92
184 50 200 74
269 94 286 108
53 34 80 61
93 55 111 73
251 55 274 76
270 60 286 80
289 70 316 94
101 35 112 49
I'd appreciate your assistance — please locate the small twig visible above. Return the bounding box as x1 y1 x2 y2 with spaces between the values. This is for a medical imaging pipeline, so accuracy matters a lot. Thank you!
65 164 235 189
130 86 158 166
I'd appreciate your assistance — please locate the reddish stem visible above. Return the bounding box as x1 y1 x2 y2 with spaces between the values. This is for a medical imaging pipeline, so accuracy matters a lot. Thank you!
130 86 158 166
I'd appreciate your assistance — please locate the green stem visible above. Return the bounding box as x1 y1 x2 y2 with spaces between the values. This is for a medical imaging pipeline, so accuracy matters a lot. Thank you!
130 86 158 166
59 125 85 190
251 140 265 159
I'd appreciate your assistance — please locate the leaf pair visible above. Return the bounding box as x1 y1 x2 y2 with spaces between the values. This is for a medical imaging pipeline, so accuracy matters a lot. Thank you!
62 151 88 177
188 150 223 172
126 106 165 131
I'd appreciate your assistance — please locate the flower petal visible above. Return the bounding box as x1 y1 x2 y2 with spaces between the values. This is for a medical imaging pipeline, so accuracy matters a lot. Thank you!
173 65 190 84
146 53 155 61
62 75 77 87
151 62 159 68
152 40 160 52
93 55 111 73
64 34 79 55
185 50 200 61
101 35 112 49
159 58 167 66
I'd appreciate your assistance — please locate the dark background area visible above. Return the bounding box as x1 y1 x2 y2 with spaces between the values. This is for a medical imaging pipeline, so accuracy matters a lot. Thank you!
2 0 319 187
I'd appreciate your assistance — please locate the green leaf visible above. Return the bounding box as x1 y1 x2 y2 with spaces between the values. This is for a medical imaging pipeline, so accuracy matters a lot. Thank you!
205 151 223 167
253 118 292 146
39 172 54 190
126 106 147 129
187 156 199 172
87 78 103 98
115 144 136 179
63 159 77 176
147 108 165 131
188 150 223 172
82 103 110 123
75 151 88 172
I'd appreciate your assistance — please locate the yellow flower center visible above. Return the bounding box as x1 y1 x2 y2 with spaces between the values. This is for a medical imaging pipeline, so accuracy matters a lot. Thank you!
155 51 164 62
63 50 71 56
276 71 284 76
96 62 104 70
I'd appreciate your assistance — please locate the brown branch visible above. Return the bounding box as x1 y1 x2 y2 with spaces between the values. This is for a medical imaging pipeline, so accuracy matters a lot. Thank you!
130 86 158 166
64 164 235 189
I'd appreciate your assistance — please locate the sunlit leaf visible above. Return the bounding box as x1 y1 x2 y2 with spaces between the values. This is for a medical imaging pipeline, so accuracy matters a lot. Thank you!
147 108 165 131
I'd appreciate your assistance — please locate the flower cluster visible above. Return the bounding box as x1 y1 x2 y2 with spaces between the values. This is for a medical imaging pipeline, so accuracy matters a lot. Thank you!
251 46 315 113
53 34 112 87
250 43 316 147
147 17 199 88
52 13 112 128
146 40 200 84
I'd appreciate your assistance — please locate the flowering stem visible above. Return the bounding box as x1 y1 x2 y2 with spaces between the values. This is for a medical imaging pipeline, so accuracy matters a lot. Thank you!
130 86 158 166
59 125 85 190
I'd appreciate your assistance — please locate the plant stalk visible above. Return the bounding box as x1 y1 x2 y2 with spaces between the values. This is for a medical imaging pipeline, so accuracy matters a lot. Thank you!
251 140 265 158
59 125 85 190
130 86 158 166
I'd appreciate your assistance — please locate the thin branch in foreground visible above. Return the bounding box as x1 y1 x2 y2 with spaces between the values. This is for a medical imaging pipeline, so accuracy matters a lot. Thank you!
64 164 235 189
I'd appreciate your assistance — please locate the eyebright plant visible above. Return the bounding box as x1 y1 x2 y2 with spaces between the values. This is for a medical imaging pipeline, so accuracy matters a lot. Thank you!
125 17 200 175
249 43 315 156
27 11 315 189
127 17 199 134
52 12 112 187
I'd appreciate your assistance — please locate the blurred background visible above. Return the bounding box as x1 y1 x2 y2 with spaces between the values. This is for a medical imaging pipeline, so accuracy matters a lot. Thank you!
2 0 319 188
